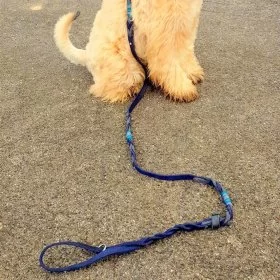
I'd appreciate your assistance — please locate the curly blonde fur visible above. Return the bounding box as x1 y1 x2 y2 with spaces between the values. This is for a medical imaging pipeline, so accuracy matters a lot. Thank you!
54 0 204 102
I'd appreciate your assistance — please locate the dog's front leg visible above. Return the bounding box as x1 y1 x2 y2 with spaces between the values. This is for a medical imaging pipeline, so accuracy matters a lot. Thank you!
142 0 204 102
147 44 199 102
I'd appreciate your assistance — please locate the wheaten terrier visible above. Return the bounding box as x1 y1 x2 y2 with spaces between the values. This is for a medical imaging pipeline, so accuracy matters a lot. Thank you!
54 0 204 102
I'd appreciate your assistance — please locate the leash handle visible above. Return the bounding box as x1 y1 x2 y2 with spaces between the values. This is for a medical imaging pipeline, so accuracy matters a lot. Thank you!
39 241 105 272
40 195 232 273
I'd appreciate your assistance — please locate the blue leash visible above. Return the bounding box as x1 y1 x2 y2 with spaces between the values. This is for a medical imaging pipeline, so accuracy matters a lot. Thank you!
39 3 233 273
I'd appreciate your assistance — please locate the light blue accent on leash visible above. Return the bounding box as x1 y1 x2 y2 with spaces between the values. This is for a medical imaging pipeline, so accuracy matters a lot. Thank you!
127 0 132 21
126 130 133 142
221 190 232 206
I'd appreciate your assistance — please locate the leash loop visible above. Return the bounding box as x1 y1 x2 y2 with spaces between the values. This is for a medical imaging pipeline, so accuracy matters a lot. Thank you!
39 241 105 273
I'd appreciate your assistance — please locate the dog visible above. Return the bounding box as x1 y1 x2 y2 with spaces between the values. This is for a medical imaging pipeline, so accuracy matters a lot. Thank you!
54 0 204 102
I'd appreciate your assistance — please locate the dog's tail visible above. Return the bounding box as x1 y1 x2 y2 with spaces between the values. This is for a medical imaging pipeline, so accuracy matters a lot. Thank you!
54 11 87 66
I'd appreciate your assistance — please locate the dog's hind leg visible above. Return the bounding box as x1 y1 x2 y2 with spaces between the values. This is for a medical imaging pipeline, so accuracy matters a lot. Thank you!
183 26 204 84
184 49 204 85
181 1 204 85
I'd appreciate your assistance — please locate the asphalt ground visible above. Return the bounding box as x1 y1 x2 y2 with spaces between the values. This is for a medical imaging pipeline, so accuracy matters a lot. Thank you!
0 0 279 279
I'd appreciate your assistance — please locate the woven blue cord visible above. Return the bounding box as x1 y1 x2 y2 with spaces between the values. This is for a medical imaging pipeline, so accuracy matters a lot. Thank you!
39 2 233 272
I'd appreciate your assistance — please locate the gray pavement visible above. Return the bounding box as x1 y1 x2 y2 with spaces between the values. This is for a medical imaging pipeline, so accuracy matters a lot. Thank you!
0 0 279 279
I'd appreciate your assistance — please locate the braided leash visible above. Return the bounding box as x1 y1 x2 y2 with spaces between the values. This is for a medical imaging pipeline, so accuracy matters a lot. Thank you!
39 2 233 273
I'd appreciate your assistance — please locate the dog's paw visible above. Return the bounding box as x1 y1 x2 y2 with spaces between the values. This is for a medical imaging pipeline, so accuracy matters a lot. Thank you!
188 67 204 85
89 84 131 103
165 80 199 102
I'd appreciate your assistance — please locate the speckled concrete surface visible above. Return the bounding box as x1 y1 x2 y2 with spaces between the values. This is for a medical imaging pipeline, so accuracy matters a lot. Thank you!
0 0 279 279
